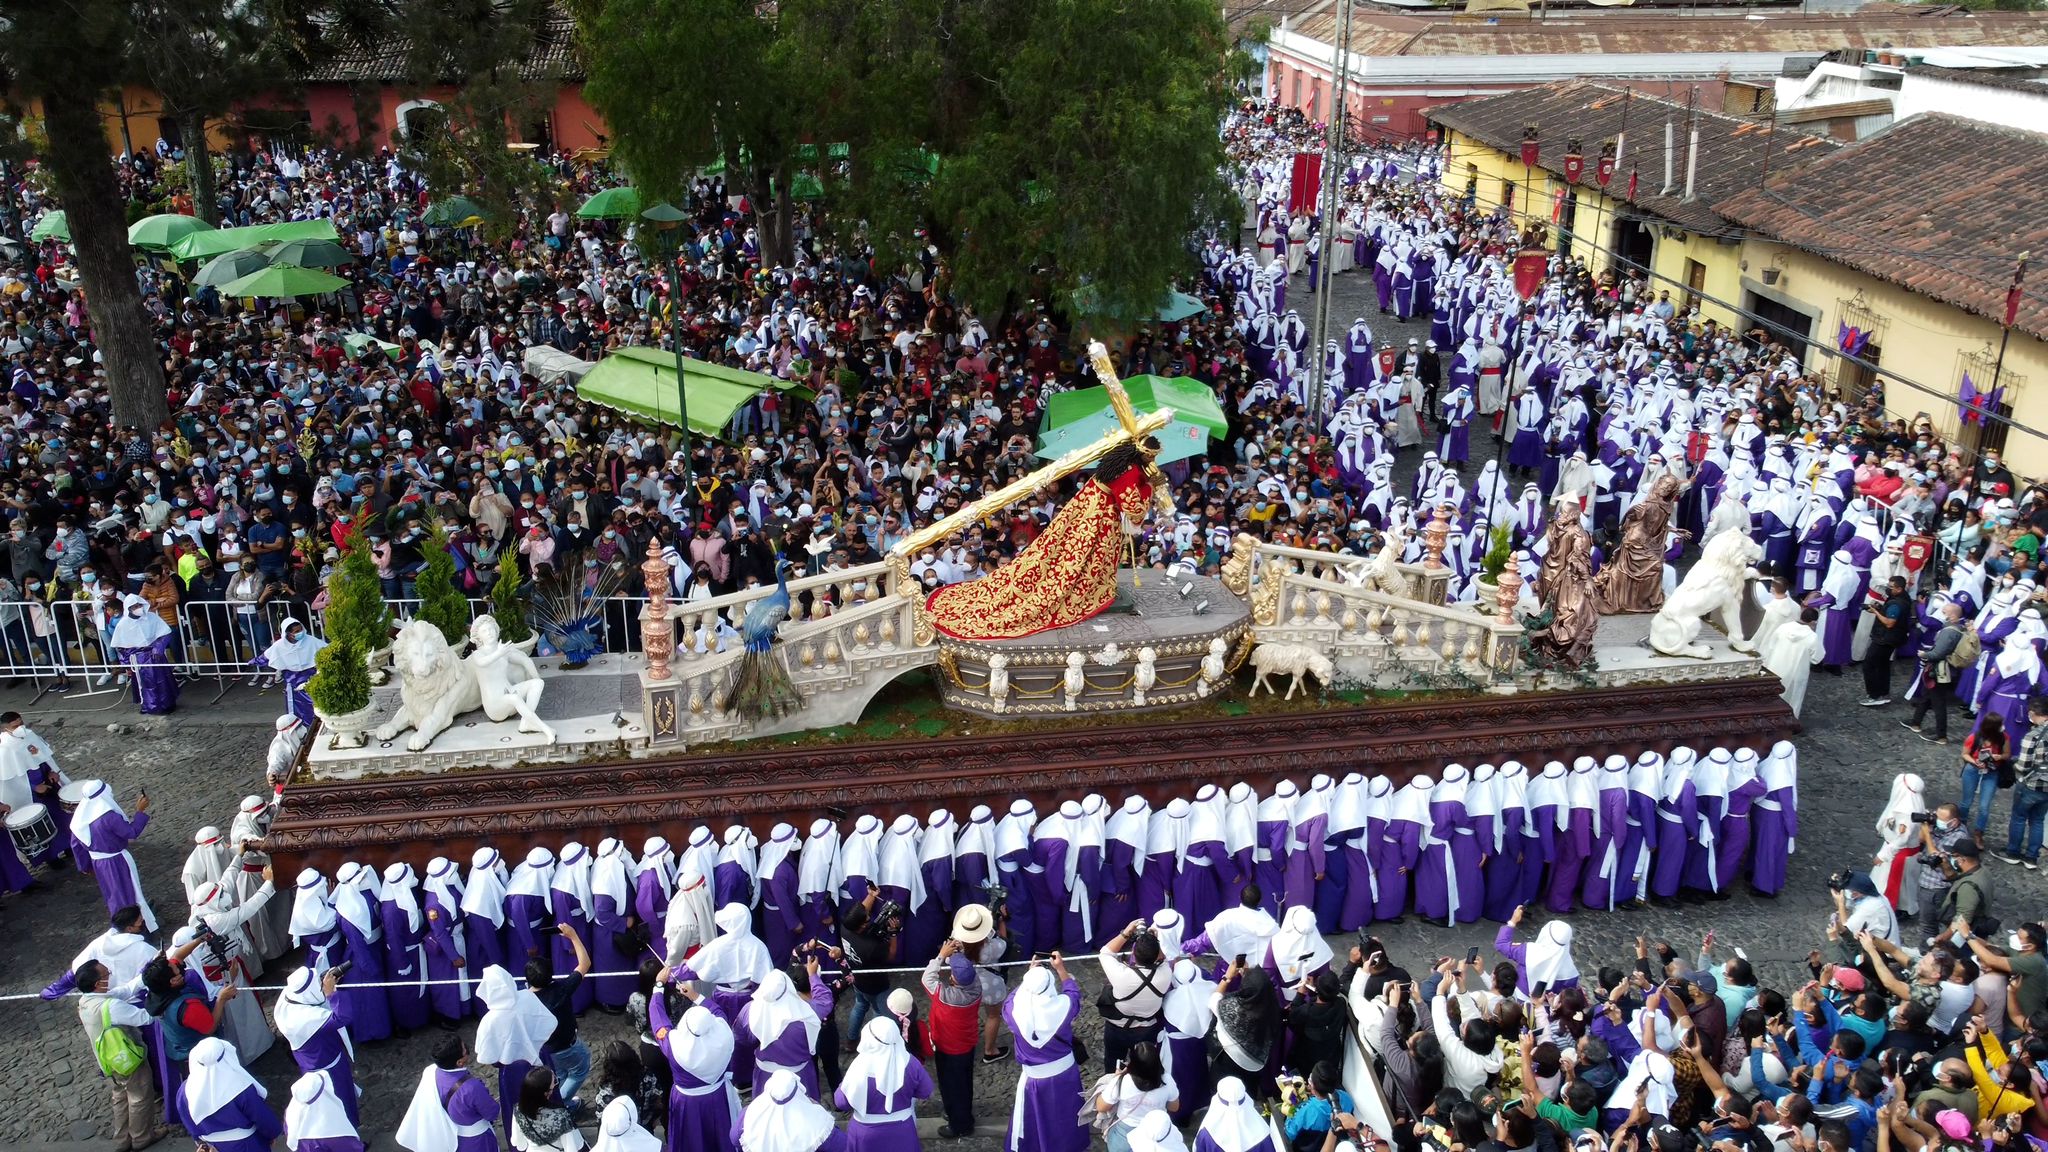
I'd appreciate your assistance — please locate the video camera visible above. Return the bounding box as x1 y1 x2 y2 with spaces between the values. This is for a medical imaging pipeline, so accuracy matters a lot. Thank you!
872 898 907 937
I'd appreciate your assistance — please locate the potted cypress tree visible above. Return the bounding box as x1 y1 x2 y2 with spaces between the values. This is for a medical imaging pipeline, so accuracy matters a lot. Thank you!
413 519 472 650
1474 523 1514 617
324 531 394 682
308 637 375 748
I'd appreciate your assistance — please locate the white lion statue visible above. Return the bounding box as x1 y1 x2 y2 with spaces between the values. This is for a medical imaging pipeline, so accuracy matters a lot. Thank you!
1248 641 1336 700
373 618 485 751
1648 530 1763 659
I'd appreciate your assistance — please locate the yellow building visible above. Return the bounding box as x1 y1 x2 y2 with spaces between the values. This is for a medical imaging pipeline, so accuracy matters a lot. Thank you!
1426 79 1840 332
1716 113 2048 476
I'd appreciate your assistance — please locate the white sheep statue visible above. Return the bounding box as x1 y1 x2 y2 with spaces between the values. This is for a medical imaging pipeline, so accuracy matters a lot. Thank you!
1247 641 1336 700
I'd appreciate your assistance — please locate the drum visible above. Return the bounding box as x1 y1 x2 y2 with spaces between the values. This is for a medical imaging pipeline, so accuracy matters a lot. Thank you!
6 802 55 859
56 780 86 815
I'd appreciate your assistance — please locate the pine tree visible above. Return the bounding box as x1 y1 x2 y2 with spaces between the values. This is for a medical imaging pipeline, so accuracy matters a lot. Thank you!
321 530 391 652
489 559 531 644
414 519 472 649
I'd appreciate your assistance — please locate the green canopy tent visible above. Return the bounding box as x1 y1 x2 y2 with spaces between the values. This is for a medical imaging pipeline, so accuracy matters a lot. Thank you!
170 218 339 263
192 248 272 289
128 213 213 252
343 332 403 360
218 264 350 298
29 212 68 243
577 346 813 439
576 186 641 219
1035 374 1228 466
264 237 356 269
422 196 488 228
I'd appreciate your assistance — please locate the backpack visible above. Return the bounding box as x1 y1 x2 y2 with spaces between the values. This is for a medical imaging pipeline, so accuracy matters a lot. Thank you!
93 1001 146 1078
1950 627 1983 670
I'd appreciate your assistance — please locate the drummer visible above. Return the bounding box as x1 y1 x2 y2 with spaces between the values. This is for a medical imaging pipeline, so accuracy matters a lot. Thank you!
0 708 72 868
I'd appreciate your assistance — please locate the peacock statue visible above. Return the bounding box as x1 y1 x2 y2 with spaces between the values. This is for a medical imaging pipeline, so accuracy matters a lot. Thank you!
720 555 803 720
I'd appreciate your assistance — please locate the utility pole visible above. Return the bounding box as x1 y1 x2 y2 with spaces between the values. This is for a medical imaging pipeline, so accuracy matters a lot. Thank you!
1306 0 1355 429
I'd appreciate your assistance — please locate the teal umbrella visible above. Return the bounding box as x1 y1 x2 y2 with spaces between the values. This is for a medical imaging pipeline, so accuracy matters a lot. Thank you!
193 248 273 289
29 212 67 242
1152 290 1209 323
423 196 488 227
265 237 356 269
219 264 351 298
577 186 641 219
639 201 688 223
1036 374 1228 466
128 213 213 252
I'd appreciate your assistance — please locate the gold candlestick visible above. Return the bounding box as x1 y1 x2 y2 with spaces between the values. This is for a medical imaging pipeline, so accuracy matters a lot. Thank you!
641 539 675 682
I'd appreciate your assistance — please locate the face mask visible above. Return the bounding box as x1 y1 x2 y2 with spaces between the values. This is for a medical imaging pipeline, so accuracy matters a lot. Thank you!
81 574 97 584
2012 933 2028 952
1938 818 1957 832
604 530 616 540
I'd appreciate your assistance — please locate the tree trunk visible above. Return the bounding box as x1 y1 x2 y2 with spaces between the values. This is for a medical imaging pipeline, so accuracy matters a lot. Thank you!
750 163 787 269
42 85 170 431
181 112 218 225
773 177 795 267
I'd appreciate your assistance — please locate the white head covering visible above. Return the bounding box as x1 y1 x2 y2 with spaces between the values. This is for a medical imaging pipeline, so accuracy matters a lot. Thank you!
1147 799 1191 866
551 842 595 920
1269 905 1334 986
843 1015 912 1100
1607 1050 1676 1116
274 966 340 1051
595 1096 663 1152
1162 957 1217 1037
110 594 172 648
66 779 122 848
379 862 423 934
691 903 772 986
474 964 556 1066
1223 783 1259 857
1009 964 1074 1048
1202 902 1279 967
757 822 801 888
1525 921 1579 989
288 868 336 942
184 1035 264 1123
331 861 379 938
665 854 719 962
739 1069 835 1152
954 805 995 867
839 814 884 886
1876 773 1926 837
797 818 840 899
1129 1110 1191 1152
461 847 509 927
285 1070 356 1150
745 969 821 1051
592 837 634 910
422 856 465 917
719 826 759 907
1105 797 1150 876
1149 907 1186 961
879 814 928 911
1330 773 1370 838
1199 1077 1272 1152
667 1003 736 1086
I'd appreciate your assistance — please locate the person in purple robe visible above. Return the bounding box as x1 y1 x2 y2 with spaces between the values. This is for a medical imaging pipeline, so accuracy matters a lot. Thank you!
1137 801 1184 925
636 837 677 955
1975 625 2045 743
394 1036 502 1152
1098 798 1149 936
110 594 178 714
675 902 775 1087
1316 774 1364 930
178 1036 282 1152
1750 741 1799 897
287 868 346 982
548 843 598 1016
914 811 958 963
1519 762 1567 911
1650 748 1700 905
473 964 556 1137
1286 776 1334 919
715 826 758 912
462 848 511 1015
330 862 392 1043
284 1069 364 1152
1416 768 1483 925
1252 782 1296 921
649 986 741 1152
739 964 834 1098
1681 748 1733 898
991 801 1041 960
1159 956 1215 1112
743 1070 845 1152
757 823 805 969
590 838 640 1008
1719 748 1768 891
835 1015 935 1151
67 778 157 930
1336 776 1383 932
1195 1076 1279 1152
1377 777 1429 922
420 856 472 1022
953 806 995 911
1578 757 1634 911
1492 911 1581 996
1480 764 1526 923
1179 787 1231 931
841 814 885 912
1621 754 1663 908
256 621 326 728
1811 544 1875 668
797 818 842 946
879 814 937 965
1005 957 1088 1152
379 862 432 1034
1028 807 1073 958
504 848 556 969
1438 385 1474 465
275 967 359 1130
1544 759 1597 913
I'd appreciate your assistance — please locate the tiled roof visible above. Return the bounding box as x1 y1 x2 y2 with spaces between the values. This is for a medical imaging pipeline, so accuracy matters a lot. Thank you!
1906 63 2048 94
1226 0 1338 36
1426 79 1839 233
1714 113 2048 341
1289 9 2048 56
302 9 581 83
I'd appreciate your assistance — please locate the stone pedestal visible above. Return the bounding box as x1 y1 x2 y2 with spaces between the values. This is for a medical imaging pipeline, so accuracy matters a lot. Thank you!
643 673 683 745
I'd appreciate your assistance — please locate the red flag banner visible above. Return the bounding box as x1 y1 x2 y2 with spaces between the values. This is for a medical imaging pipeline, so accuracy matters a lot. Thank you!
2007 254 2030 328
1513 249 1547 300
1289 152 1322 217
1520 128 1540 169
1550 187 1566 223
1563 151 1584 184
1596 153 1615 187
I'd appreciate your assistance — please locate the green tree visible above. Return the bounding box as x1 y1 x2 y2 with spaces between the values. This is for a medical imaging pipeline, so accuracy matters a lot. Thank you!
414 519 472 649
569 0 807 267
307 637 370 716
323 530 393 651
489 559 531 644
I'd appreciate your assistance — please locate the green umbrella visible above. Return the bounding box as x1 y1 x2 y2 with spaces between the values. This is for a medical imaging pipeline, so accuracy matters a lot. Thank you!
29 212 67 242
265 237 357 269
1036 374 1228 466
639 201 688 223
423 196 488 228
219 264 350 298
343 332 403 360
1151 290 1210 323
192 248 273 288
576 186 642 219
127 213 214 252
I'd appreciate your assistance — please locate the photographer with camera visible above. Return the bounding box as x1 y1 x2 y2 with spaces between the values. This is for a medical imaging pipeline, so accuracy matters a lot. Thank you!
1913 805 1974 945
1830 873 1900 950
1100 918 1170 1073
841 885 902 1048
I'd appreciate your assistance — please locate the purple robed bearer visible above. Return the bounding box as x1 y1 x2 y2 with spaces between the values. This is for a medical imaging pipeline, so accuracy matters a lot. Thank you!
68 779 157 930
1196 1077 1280 1152
1253 782 1298 921
258 620 327 728
1650 749 1700 902
275 966 360 1130
591 838 639 1009
419 857 471 1021
797 818 842 945
1377 778 1430 922
1004 963 1087 1152
1545 759 1597 914
994 802 1040 961
1222 784 1259 915
916 811 959 963
1975 627 2045 743
378 862 432 1034
879 814 937 964
743 1071 846 1152
474 964 557 1137
1622 755 1663 907
331 863 392 1043
285 1069 363 1152
1519 763 1567 912
1161 957 1217 1113
1318 773 1366 930
715 826 759 914
550 843 599 1016
288 869 345 976
739 969 833 1098
1750 741 1800 896
1682 748 1733 895
1286 776 1334 919
1415 767 1483 925
1578 757 1633 911
1337 776 1386 932
953 806 996 912
461 848 510 1015
178 1037 283 1152
836 1016 936 1152
111 594 179 714
503 847 555 970
1720 749 1769 891
651 993 742 1152
394 1060 500 1152
1099 797 1150 937
758 823 805 969
1181 786 1232 932
1480 764 1528 923
1139 800 1189 926
841 814 885 912
637 837 678 960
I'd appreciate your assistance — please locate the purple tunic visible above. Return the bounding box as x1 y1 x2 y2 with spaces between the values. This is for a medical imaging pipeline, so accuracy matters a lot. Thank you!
911 856 951 962
1097 840 1141 941
1137 851 1174 924
422 895 469 1021
1719 776 1767 890
1003 981 1088 1152
463 912 506 1015
1336 825 1376 932
1681 792 1728 893
1480 808 1524 923
1651 785 1696 900
118 634 179 713
1253 817 1288 920
334 917 392 1043
713 860 751 912
1416 800 1482 924
1375 815 1421 922
1195 1132 1279 1152
1544 805 1592 913
1176 839 1227 930
504 892 551 968
1751 783 1798 896
380 898 432 1032
650 994 739 1152
1621 789 1659 907
288 999 359 1129
1975 662 2040 744
996 850 1037 961
953 848 991 910
1518 803 1559 910
434 1066 501 1152
295 1138 366 1152
548 890 597 1015
1578 783 1632 911
77 807 153 928
591 893 634 1007
1028 837 1067 957
737 974 834 1097
1070 837 1103 953
833 1057 935 1152
635 868 672 952
1284 810 1328 915
179 1083 283 1152
760 859 803 969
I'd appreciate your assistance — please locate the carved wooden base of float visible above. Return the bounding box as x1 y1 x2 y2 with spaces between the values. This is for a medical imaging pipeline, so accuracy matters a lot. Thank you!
266 674 1797 874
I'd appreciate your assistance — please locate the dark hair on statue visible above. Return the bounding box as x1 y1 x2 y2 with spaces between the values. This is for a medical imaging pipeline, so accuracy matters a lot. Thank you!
1094 436 1163 482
